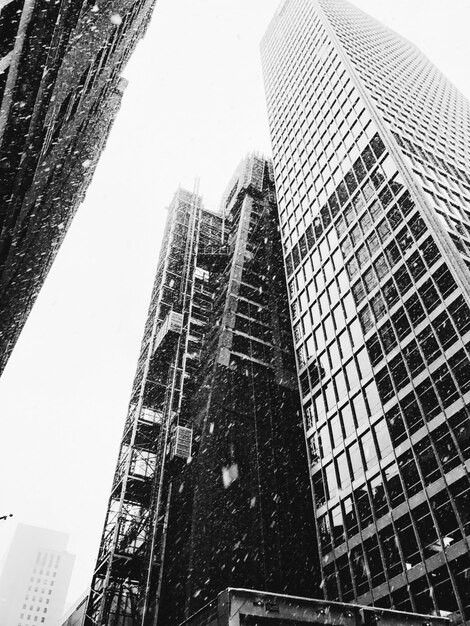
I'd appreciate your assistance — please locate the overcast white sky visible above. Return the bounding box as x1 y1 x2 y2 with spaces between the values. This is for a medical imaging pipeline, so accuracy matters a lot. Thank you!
0 0 469 610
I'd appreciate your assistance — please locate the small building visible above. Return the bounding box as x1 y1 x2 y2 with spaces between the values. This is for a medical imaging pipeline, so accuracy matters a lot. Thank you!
180 588 453 626
0 524 75 626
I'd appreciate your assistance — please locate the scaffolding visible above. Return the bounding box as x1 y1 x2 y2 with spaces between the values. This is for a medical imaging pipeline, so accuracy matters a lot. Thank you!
84 186 222 626
85 157 315 626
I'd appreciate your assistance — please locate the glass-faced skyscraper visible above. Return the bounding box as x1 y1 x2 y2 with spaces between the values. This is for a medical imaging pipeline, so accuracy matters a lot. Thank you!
262 0 470 619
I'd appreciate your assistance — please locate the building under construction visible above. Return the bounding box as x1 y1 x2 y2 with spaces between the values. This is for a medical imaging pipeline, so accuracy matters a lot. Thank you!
84 155 317 625
0 0 158 374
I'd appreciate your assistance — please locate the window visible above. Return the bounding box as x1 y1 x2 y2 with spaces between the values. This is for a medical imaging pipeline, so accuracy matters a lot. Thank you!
332 302 345 328
395 513 421 566
382 279 399 307
374 419 393 458
366 335 383 366
367 231 380 256
371 292 386 321
336 452 350 489
418 326 440 363
325 462 338 501
397 227 414 254
398 451 421 496
354 486 373 530
314 471 326 507
388 206 402 228
343 495 358 535
431 364 459 407
364 267 378 292
379 522 402 576
365 531 386 585
346 362 361 393
362 145 375 169
391 308 411 341
416 379 440 419
408 214 427 239
448 350 470 395
356 244 369 268
403 339 425 377
431 423 461 473
385 403 406 443
359 306 374 334
448 295 470 334
408 251 426 281
337 552 354 597
395 265 412 296
433 264 457 298
371 133 386 158
337 269 349 294
355 390 374 425
352 280 366 306
378 219 391 242
318 513 333 553
348 441 363 481
420 237 440 267
414 436 441 486
403 293 425 326
376 366 394 402
432 311 457 349
361 429 379 469
401 392 424 434
319 424 331 457
349 318 362 346
419 279 440 313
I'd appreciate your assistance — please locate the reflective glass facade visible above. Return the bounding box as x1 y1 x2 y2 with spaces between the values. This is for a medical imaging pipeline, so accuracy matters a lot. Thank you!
261 0 470 620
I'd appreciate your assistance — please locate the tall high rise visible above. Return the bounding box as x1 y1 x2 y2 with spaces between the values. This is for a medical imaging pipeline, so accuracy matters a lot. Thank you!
0 0 157 375
261 0 470 620
85 156 316 626
0 524 75 626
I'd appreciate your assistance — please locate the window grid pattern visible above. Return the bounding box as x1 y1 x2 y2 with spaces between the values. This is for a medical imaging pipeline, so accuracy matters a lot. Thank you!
319 0 470 273
16 550 60 626
262 0 470 619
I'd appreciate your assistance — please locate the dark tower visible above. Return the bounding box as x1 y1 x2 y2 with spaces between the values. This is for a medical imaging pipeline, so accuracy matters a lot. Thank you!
0 0 157 374
85 156 317 626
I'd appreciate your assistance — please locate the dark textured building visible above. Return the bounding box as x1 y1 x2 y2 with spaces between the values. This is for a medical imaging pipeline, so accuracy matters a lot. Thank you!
0 0 157 374
84 156 317 626
262 0 470 621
